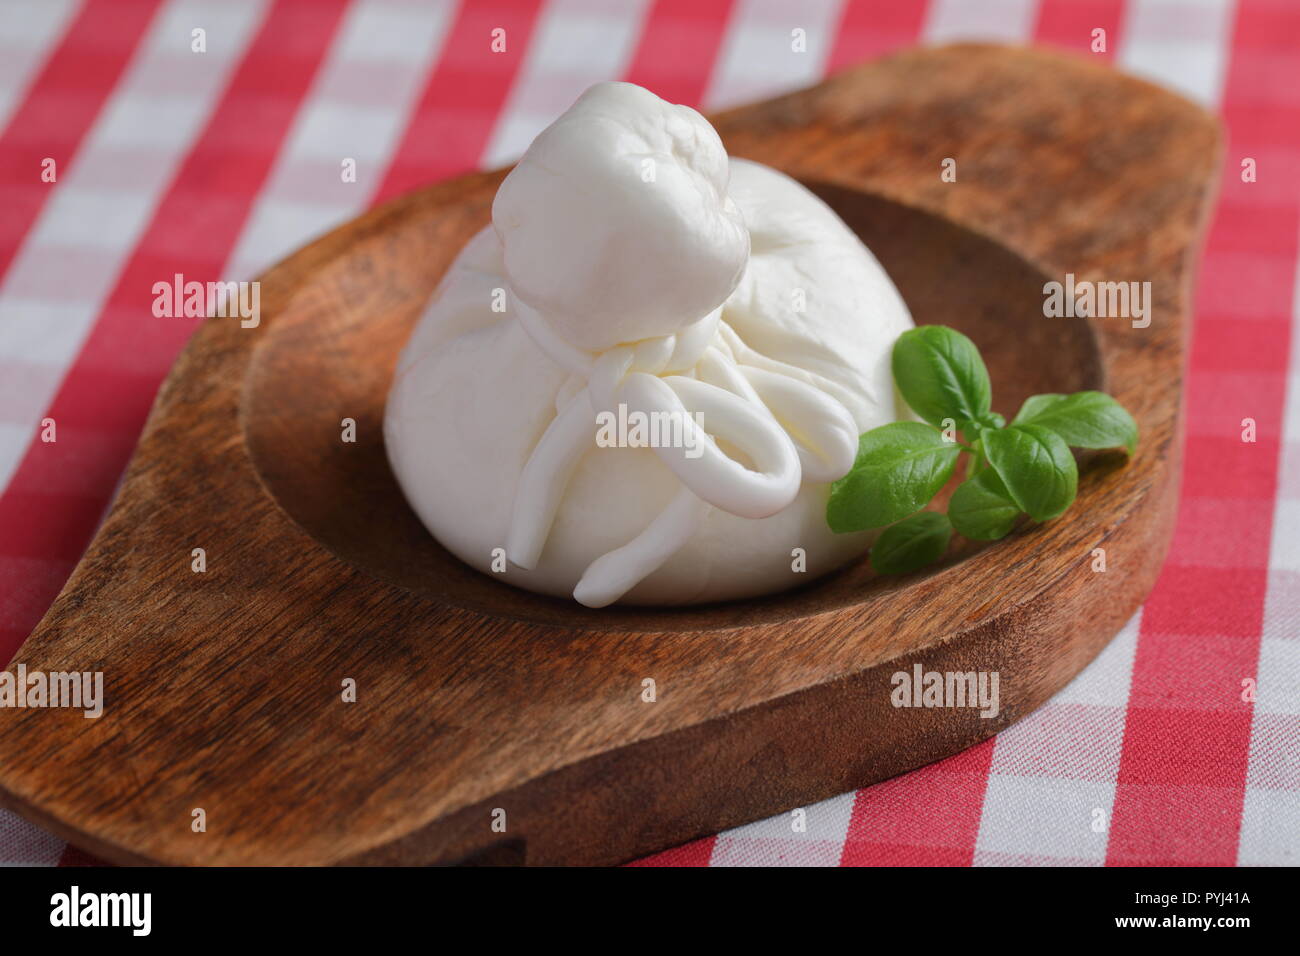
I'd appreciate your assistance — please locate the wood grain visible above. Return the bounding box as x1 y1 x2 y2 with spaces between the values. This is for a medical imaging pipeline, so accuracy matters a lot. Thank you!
0 45 1220 866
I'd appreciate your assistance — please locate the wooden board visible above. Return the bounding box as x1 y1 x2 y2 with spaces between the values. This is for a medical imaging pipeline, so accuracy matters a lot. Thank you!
0 45 1220 866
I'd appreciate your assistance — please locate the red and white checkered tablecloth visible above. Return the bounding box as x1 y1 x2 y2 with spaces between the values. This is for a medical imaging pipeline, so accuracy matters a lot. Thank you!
0 0 1295 867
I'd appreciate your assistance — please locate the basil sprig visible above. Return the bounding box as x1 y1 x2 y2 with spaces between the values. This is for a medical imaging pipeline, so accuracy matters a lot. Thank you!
1011 391 1138 454
948 467 1018 541
824 422 960 532
827 325 1138 574
870 511 952 575
891 324 994 431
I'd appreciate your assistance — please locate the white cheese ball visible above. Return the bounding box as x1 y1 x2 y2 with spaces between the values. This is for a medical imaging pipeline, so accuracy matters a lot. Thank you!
491 82 750 351
386 159 913 605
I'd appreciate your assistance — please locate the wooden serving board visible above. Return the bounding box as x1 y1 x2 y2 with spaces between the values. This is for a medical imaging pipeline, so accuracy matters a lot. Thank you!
0 45 1219 866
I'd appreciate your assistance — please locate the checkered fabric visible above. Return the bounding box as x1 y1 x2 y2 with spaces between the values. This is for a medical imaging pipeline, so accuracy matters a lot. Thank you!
0 0 1295 867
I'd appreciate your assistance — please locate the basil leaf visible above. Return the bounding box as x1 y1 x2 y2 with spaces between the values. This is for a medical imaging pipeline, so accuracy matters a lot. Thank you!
981 424 1078 521
871 511 952 575
1011 393 1067 424
949 468 1020 540
891 326 992 430
826 422 961 533
1012 391 1138 454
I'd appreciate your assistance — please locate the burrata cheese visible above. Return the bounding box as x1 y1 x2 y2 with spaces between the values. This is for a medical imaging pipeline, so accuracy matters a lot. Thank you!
384 82 913 606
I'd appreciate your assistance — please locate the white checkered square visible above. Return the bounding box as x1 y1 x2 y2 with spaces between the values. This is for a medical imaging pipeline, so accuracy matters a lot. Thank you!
710 792 856 866
1119 0 1236 105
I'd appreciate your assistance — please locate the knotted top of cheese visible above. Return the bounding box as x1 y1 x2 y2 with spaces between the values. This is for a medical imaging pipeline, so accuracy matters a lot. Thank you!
492 82 750 353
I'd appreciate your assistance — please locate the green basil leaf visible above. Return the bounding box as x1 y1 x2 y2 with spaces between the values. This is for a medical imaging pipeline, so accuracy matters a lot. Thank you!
891 326 992 430
871 511 952 575
981 424 1078 521
949 468 1020 540
1010 393 1067 425
826 422 961 533
1011 391 1138 454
